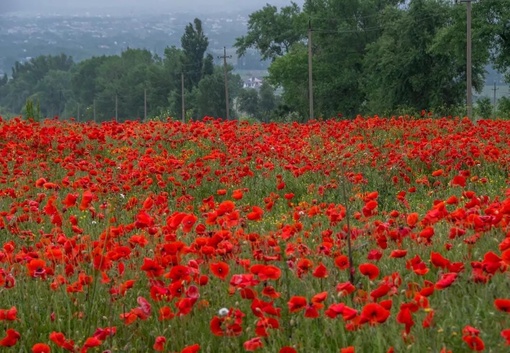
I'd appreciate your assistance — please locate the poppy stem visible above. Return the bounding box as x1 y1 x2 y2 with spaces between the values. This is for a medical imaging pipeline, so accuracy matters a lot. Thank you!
341 177 355 285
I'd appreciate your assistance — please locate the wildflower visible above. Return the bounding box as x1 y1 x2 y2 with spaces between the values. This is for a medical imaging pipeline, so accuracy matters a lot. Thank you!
32 343 51 353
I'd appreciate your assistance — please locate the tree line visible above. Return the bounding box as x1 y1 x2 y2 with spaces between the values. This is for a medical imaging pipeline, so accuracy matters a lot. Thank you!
0 18 277 121
1 0 510 121
236 0 510 119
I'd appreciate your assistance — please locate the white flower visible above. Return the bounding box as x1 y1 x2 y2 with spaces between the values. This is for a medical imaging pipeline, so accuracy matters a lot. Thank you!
218 308 229 316
120 193 125 199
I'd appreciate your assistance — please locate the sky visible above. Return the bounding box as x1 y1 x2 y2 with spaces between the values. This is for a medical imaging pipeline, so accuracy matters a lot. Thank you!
0 0 305 14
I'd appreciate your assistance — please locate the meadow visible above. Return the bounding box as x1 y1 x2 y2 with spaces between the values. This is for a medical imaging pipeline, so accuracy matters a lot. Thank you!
0 115 508 352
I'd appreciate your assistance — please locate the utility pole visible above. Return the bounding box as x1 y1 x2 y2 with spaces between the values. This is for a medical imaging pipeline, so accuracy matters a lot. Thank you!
460 0 472 121
115 94 118 122
144 88 147 121
308 19 314 121
493 81 498 113
181 72 185 122
218 47 232 120
77 104 80 122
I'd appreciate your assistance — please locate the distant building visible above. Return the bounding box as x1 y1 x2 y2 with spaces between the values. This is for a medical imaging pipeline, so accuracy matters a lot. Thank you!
243 77 263 89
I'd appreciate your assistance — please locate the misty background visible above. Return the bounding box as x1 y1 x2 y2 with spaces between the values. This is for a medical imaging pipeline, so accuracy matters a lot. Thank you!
1 0 305 15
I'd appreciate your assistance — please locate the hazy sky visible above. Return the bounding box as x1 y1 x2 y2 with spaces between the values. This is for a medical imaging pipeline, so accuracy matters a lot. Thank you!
1 0 305 14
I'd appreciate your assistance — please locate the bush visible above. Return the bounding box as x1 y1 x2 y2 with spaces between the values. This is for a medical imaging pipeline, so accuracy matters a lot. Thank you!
475 97 493 119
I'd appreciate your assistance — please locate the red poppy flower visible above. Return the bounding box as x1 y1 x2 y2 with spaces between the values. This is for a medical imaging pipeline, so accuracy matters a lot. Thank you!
262 286 281 299
81 336 102 351
243 337 263 351
312 263 328 278
49 332 75 351
451 175 466 187
462 335 484 351
210 261 230 280
0 307 17 321
390 249 407 258
288 296 307 313
27 259 47 278
140 258 164 278
367 249 382 261
181 344 201 353
359 303 390 325
32 343 51 353
435 273 458 290
501 328 510 345
279 347 297 353
430 252 450 269
396 304 414 334
250 264 281 280
181 214 197 233
359 263 380 280
153 336 166 352
159 306 175 321
341 347 355 353
247 206 264 221
334 255 350 270
406 213 419 227
494 298 510 313
422 310 434 328
336 281 356 296
232 189 244 200
0 329 20 347
370 284 390 300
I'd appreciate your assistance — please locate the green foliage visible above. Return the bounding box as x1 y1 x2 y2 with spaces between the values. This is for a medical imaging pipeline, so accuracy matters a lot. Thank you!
475 97 493 119
24 98 42 121
1 54 74 115
259 81 277 118
496 96 510 118
193 66 243 119
239 0 510 120
235 2 307 61
237 88 260 117
181 18 209 91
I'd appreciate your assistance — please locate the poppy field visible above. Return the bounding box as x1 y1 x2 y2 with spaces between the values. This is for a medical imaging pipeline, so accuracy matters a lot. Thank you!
0 115 509 353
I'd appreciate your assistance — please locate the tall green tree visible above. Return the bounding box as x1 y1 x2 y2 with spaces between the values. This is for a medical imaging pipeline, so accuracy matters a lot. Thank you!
181 18 209 91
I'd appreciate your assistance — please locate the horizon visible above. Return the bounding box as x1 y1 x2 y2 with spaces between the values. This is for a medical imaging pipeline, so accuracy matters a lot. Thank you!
0 0 306 15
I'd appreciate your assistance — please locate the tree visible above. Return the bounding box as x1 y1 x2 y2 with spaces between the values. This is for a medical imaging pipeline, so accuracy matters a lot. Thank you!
181 18 209 91
193 66 242 119
94 49 156 121
268 43 308 119
12 54 74 83
497 96 510 118
202 53 214 78
235 2 307 62
237 88 260 117
72 56 109 106
0 54 75 115
33 70 73 117
475 97 493 119
259 81 277 121
483 1 510 82
0 74 7 87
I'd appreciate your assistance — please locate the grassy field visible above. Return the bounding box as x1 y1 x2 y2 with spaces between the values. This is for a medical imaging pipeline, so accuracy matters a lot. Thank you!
0 116 508 352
